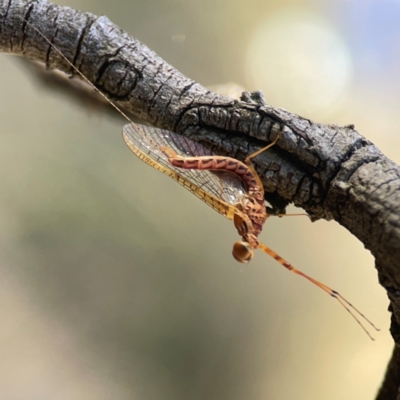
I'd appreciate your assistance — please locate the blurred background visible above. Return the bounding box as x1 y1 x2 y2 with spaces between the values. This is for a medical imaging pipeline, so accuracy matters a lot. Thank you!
0 0 396 399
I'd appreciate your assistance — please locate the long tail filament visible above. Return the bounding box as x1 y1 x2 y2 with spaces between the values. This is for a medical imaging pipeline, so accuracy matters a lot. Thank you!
257 243 380 340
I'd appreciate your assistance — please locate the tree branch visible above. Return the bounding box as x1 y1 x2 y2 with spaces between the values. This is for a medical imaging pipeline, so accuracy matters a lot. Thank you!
1 0 399 396
377 342 400 400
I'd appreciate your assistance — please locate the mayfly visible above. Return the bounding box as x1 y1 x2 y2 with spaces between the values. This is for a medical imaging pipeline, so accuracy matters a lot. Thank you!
15 17 379 339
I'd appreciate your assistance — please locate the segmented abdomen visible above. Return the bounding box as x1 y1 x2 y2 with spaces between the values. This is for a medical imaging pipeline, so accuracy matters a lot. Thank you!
169 156 259 191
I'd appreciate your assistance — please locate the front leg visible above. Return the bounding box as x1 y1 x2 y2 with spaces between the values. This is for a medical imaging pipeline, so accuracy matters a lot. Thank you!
243 132 282 191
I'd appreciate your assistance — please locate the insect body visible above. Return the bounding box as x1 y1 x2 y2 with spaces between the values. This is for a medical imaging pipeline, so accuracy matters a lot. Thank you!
18 17 379 339
122 123 379 339
161 143 270 263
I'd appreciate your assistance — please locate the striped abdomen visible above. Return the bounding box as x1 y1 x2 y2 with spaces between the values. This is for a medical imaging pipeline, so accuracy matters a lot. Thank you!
168 156 259 192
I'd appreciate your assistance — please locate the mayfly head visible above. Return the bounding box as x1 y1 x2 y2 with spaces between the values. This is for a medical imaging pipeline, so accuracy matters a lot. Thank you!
232 241 254 263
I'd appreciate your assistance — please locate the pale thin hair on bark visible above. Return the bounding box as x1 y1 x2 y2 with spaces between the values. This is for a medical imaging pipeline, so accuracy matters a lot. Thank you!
0 0 399 398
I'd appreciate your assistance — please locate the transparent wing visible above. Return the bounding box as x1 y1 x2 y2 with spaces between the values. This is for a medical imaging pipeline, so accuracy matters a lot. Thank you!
122 123 247 219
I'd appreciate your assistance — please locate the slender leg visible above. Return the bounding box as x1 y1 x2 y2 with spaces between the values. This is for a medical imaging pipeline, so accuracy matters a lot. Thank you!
244 133 282 190
245 132 282 164
275 213 310 218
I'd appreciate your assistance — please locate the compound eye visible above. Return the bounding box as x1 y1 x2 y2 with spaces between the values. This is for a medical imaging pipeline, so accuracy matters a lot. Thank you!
232 241 254 263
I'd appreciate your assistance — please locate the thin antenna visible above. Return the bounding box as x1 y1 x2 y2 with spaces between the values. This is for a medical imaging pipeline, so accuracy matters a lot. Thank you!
257 242 380 340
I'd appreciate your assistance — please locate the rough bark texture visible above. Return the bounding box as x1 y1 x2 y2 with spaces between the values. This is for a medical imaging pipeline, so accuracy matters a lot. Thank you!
0 0 399 397
377 343 400 400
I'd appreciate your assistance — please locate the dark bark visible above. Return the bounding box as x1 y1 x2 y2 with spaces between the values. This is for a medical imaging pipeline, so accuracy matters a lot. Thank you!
377 341 400 399
0 0 399 397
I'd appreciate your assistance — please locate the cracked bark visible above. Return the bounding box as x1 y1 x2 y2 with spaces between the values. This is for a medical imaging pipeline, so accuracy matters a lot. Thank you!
0 0 399 397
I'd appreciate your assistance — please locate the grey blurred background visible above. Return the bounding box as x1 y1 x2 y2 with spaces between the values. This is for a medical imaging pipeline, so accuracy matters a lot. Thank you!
0 0 395 399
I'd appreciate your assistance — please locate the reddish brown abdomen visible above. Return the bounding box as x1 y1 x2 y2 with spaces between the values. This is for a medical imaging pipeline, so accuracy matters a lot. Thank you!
169 156 259 191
